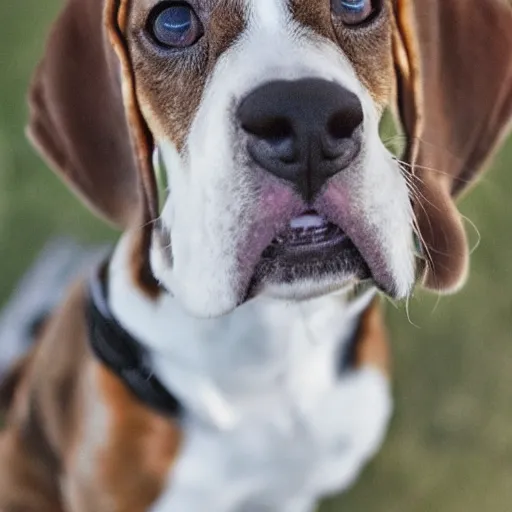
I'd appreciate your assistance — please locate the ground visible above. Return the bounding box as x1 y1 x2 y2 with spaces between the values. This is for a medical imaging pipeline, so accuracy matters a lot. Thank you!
1 1 512 510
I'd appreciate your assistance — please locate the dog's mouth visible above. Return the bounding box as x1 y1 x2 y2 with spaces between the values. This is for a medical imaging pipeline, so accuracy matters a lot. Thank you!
261 211 347 257
250 210 370 293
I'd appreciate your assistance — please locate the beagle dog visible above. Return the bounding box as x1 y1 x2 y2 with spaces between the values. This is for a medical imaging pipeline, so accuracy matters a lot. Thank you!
1 0 512 511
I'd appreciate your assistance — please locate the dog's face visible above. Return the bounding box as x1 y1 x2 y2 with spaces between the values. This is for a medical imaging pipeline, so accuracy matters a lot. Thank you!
28 0 512 317
126 0 414 317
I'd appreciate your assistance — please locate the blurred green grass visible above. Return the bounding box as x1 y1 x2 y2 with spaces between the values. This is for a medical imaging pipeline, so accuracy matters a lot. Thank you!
1 1 512 511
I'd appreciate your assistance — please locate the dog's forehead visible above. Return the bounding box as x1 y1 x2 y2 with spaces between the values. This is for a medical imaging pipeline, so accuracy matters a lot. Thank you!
245 0 332 31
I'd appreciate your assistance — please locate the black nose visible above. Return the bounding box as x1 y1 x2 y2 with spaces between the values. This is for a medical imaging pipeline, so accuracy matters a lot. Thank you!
237 78 363 201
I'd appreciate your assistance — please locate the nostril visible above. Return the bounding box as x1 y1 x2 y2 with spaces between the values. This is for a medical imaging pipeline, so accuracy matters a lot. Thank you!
242 117 293 145
327 109 362 141
242 117 297 164
323 104 364 161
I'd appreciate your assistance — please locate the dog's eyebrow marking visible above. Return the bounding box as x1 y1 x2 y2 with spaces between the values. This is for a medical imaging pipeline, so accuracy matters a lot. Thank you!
245 0 289 30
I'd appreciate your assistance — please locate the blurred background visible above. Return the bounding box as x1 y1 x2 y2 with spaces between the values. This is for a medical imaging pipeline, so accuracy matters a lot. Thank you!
1 1 511 511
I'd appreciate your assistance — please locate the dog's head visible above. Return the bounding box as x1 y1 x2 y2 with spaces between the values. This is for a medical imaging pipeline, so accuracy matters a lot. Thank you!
29 0 512 317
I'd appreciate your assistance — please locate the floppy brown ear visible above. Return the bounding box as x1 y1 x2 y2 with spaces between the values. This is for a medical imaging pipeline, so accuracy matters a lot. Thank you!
393 0 512 292
27 0 157 229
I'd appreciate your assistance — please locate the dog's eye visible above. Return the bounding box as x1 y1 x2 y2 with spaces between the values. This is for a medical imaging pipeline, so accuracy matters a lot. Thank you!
149 3 203 48
332 0 375 26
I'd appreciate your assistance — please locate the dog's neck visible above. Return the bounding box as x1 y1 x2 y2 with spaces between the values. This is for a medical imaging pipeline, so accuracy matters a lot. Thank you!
108 234 376 429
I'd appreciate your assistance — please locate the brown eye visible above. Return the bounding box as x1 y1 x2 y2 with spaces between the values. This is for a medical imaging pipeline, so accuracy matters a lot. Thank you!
332 0 375 26
148 2 203 48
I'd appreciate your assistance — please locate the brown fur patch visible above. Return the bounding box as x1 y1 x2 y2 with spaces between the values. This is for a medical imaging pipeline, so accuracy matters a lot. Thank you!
291 0 395 107
0 282 88 511
290 0 334 40
354 299 391 377
0 354 33 413
0 281 181 511
92 364 182 511
126 0 246 152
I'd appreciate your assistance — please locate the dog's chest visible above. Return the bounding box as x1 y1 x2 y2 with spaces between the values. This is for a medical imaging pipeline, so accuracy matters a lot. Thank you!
141 298 391 512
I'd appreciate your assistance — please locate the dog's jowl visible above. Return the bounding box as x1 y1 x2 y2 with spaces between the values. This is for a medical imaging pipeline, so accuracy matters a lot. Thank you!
0 0 511 511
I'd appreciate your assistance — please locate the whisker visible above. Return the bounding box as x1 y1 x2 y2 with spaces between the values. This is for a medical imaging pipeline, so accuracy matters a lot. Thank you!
460 214 482 255
382 294 399 310
383 134 459 159
394 157 474 186
430 292 443 315
405 294 421 329
411 216 435 269
398 162 442 216
403 185 437 267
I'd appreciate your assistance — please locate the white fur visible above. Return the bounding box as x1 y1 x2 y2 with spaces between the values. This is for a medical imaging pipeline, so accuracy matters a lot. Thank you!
248 0 289 30
110 234 392 512
150 0 415 318
347 113 415 298
124 1 410 509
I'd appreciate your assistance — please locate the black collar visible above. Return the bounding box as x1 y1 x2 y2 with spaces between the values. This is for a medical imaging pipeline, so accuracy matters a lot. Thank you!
86 267 367 417
86 270 182 417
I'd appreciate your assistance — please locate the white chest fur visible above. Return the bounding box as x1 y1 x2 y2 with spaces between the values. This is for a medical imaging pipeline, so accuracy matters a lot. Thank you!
109 237 392 512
